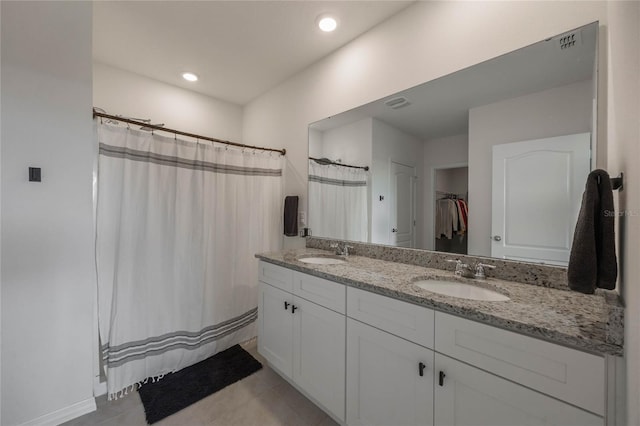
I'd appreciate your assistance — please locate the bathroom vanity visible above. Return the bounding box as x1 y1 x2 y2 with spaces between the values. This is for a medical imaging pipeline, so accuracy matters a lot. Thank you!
255 247 623 426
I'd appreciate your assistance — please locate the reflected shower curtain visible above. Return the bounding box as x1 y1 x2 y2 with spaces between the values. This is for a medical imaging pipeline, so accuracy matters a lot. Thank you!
308 160 368 242
96 124 283 398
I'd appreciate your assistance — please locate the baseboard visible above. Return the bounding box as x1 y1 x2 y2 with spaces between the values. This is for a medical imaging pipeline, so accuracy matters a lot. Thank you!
19 397 96 426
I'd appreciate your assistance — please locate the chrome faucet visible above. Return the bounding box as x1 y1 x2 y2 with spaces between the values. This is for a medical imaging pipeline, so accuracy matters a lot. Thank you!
447 259 496 279
330 242 354 256
446 259 474 278
474 262 496 280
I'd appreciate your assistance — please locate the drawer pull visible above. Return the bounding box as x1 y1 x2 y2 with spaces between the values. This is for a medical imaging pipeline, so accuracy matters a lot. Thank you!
284 301 290 311
419 362 426 377
439 371 446 386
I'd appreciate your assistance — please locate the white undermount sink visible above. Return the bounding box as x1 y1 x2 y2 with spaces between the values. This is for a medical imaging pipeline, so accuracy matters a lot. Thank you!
414 280 509 302
298 256 346 265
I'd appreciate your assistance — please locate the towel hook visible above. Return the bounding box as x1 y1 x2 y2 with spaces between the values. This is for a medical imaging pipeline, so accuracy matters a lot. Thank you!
611 172 624 191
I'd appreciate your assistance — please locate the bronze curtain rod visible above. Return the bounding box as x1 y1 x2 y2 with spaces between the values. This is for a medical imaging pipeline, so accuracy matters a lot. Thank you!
309 157 369 171
93 109 286 155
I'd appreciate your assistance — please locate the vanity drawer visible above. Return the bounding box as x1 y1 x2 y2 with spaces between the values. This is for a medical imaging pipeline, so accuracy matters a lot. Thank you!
259 261 293 292
347 286 434 349
293 271 346 314
435 312 605 415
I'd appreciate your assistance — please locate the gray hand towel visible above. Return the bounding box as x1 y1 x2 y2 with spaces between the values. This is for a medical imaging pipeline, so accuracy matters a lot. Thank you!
568 169 617 294
283 196 299 237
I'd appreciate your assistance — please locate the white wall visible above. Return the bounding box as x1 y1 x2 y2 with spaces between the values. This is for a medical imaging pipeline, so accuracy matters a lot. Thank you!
435 168 468 195
308 128 322 158
467 79 593 257
423 133 469 249
93 62 243 143
317 118 372 167
606 2 640 425
371 119 423 247
1 2 95 425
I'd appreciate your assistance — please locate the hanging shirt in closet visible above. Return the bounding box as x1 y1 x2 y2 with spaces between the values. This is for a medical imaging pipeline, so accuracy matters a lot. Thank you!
436 199 456 239
435 198 468 239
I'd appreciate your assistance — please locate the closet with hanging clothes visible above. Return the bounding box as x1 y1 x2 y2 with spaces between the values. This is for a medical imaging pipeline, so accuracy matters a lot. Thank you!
434 167 468 254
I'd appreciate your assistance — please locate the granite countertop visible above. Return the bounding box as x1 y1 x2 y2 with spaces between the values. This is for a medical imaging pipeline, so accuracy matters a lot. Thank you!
256 248 624 356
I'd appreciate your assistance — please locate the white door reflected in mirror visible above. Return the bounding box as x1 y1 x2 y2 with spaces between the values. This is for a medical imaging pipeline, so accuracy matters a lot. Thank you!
491 133 591 266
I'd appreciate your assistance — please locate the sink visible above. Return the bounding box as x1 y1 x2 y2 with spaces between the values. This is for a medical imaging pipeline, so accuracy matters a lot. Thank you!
414 280 509 301
298 255 346 265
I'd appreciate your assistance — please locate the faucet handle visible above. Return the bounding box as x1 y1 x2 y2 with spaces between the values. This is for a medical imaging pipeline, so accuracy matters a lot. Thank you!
344 245 354 256
475 263 496 279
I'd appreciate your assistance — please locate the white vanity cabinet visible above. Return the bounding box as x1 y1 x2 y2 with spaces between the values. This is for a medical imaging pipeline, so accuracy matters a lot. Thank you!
435 312 606 418
257 262 346 423
345 286 435 425
257 261 611 426
434 353 602 426
345 287 605 426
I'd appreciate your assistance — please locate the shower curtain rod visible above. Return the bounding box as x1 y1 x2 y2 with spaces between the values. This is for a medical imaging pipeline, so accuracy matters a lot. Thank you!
309 157 369 171
93 109 286 155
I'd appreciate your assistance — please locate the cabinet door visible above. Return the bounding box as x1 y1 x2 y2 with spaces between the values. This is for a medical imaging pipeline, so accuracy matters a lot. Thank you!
292 296 346 422
434 354 603 426
258 282 293 378
347 318 433 426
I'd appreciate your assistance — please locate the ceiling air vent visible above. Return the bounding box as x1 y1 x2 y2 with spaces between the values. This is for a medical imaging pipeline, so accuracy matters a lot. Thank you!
384 96 411 109
557 30 582 50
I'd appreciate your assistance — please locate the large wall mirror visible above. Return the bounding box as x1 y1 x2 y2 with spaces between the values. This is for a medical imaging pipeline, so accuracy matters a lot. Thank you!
308 22 598 266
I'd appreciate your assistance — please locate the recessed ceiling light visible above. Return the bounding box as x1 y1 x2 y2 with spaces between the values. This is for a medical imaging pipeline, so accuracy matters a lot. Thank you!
182 72 198 82
318 16 337 32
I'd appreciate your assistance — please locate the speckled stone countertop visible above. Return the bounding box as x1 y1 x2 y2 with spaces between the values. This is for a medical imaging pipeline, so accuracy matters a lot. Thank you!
255 248 624 356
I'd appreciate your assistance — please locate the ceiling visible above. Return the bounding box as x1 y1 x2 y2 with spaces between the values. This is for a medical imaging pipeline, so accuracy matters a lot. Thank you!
310 22 597 140
93 1 414 105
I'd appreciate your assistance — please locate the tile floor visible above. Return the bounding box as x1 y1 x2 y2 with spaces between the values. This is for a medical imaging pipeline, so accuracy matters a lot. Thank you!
62 340 338 426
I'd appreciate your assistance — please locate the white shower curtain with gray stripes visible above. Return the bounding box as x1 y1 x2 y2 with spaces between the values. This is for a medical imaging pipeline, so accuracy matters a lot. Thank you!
308 160 368 242
96 123 283 399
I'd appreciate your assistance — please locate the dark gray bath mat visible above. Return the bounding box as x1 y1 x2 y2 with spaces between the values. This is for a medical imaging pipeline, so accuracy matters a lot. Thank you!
138 344 262 424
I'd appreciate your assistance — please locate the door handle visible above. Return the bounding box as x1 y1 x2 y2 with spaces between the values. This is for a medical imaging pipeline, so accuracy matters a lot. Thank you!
492 235 502 241
392 228 398 233
419 362 426 377
439 371 446 386
284 301 290 311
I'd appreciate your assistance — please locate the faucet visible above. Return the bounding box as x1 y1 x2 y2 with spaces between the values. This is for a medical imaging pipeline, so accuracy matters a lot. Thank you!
474 262 496 280
446 259 497 280
330 242 354 256
446 259 474 278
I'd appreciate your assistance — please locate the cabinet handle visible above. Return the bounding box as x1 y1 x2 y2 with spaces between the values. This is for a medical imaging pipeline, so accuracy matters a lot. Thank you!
291 305 298 314
439 371 446 386
284 301 290 311
419 362 426 377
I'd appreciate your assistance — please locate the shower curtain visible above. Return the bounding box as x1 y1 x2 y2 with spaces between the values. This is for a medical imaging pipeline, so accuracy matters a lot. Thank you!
96 124 283 398
308 160 368 242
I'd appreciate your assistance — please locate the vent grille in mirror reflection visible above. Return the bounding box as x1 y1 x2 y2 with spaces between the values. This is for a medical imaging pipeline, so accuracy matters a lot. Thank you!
384 97 411 109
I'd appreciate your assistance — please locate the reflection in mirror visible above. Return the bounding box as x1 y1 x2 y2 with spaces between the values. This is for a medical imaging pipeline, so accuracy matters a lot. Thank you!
308 22 598 266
